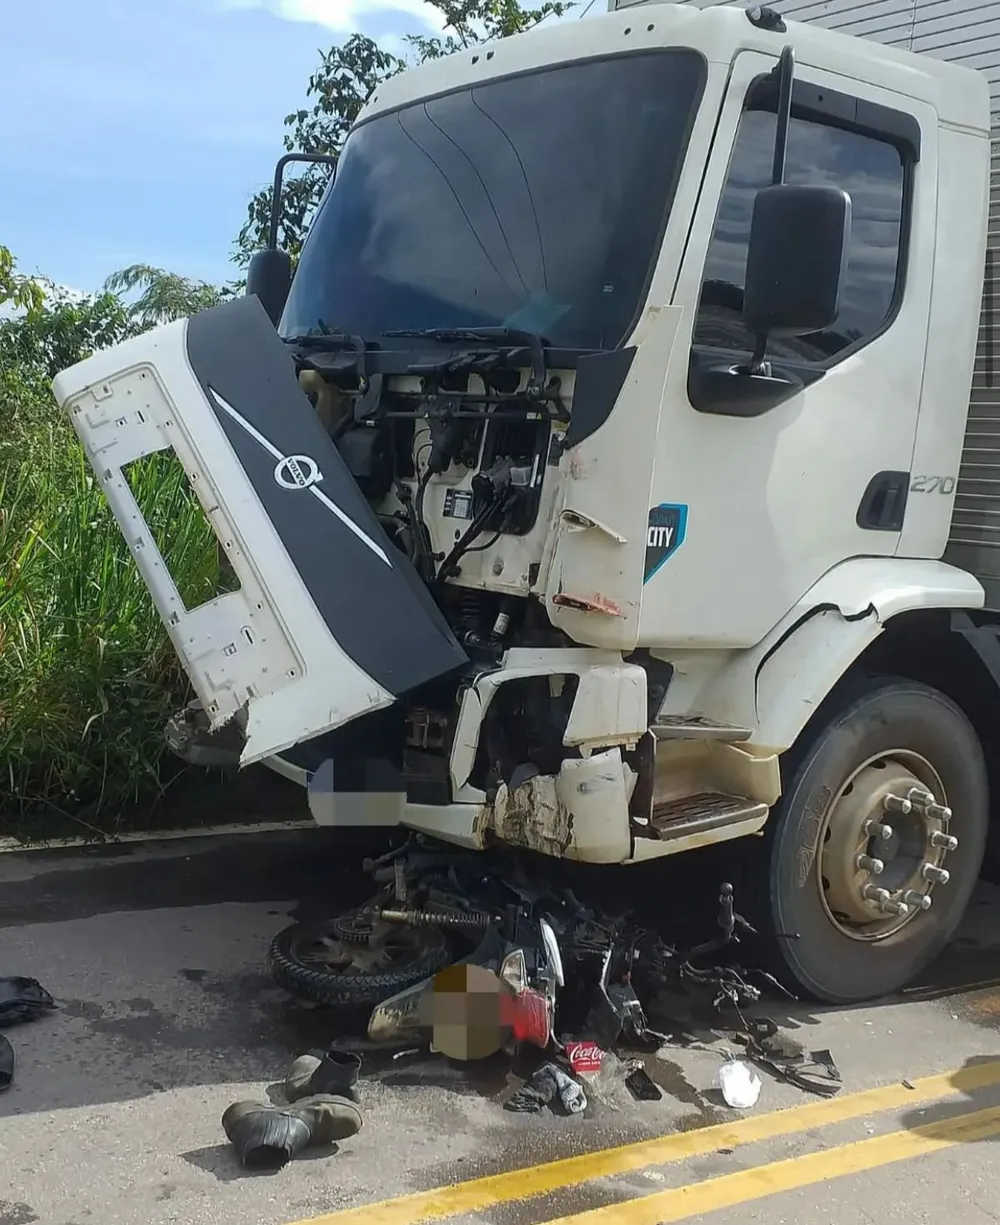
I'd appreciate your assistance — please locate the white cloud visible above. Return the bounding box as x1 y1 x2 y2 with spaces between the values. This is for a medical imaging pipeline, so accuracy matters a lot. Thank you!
217 0 448 34
378 31 415 57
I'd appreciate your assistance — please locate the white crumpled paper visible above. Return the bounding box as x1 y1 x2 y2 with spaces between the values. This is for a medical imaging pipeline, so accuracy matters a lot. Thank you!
718 1059 762 1109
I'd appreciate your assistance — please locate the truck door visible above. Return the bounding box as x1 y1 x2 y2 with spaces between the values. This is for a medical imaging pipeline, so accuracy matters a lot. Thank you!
639 52 937 649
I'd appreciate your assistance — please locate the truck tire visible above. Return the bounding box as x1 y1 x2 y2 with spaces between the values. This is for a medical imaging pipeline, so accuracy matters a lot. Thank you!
762 675 987 1005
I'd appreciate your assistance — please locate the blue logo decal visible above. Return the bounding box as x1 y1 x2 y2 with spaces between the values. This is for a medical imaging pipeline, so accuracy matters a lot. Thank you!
643 503 688 583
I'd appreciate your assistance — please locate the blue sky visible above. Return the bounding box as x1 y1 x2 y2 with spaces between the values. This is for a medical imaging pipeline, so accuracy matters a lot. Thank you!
1 0 453 295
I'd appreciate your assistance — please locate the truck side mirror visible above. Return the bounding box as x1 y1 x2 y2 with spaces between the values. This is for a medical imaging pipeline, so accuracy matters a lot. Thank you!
743 183 852 338
246 248 292 327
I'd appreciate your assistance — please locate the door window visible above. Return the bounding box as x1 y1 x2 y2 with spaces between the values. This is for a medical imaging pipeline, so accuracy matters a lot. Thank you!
693 87 910 366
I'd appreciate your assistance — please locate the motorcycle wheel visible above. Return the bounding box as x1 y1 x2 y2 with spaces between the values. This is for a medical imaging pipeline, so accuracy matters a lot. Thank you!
267 916 454 1008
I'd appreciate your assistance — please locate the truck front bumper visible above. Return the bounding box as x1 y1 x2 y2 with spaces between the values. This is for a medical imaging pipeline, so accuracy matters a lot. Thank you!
259 649 653 863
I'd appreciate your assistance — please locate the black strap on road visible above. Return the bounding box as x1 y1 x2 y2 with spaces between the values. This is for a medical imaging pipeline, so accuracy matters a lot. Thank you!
734 1016 843 1098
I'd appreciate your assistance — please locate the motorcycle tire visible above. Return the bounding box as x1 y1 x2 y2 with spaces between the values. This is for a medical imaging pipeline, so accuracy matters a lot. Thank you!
267 917 455 1008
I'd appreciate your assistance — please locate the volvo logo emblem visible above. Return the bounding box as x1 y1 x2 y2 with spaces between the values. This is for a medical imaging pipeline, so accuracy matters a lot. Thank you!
273 454 323 490
206 385 392 567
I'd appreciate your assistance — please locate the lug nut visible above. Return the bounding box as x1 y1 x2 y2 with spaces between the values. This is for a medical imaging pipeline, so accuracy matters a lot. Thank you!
926 803 953 823
907 787 934 809
921 863 950 885
930 831 959 851
862 884 891 905
856 854 885 875
880 899 910 918
883 794 911 815
903 890 933 911
866 819 894 840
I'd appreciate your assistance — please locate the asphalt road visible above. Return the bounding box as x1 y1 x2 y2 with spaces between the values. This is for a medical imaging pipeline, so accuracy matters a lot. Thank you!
2 828 1000 1225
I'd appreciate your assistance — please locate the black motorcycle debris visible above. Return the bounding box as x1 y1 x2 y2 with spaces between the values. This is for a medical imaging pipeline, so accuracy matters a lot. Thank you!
266 841 839 1110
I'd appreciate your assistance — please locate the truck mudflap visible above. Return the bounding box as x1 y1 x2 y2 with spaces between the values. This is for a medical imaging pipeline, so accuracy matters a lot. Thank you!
51 296 468 765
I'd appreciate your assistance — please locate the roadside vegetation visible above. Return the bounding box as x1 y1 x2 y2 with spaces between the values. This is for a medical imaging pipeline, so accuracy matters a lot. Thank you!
0 260 229 836
1 0 570 839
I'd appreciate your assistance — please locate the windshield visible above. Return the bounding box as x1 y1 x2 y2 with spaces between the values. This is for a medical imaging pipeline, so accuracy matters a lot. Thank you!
280 50 705 352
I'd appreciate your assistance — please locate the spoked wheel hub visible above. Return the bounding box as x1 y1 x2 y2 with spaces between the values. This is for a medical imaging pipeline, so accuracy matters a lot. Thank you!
819 751 958 941
291 920 437 977
332 908 378 945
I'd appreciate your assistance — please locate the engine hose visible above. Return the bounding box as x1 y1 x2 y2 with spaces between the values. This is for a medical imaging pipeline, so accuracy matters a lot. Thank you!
378 907 495 931
435 492 508 582
413 469 436 581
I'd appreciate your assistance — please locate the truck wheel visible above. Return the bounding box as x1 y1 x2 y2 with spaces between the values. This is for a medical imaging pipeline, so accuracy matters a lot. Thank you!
763 675 987 1005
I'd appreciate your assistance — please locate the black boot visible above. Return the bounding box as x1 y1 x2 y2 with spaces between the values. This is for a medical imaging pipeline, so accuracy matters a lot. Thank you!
0 1034 12 1093
285 1046 362 1103
222 1094 363 1169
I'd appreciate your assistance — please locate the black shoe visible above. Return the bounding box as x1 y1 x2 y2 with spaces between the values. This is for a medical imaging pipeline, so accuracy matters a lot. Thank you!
0 1034 12 1092
222 1094 363 1169
285 1046 362 1103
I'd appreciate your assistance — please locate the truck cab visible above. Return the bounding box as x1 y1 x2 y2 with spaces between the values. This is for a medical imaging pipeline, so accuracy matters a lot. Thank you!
52 3 998 1004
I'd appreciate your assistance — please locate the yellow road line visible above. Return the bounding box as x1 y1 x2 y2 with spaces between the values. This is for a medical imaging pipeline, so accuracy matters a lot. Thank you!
288 1058 1000 1225
541 1100 1000 1224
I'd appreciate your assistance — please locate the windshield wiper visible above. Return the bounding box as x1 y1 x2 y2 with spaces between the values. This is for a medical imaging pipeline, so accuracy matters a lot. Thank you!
384 326 551 401
282 320 368 353
283 333 353 349
384 326 549 345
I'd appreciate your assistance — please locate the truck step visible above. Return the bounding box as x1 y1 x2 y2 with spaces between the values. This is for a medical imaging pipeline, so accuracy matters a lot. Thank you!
649 793 769 841
651 715 753 742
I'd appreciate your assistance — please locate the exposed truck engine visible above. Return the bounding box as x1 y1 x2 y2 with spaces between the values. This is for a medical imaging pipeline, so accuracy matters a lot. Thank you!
52 0 1000 1005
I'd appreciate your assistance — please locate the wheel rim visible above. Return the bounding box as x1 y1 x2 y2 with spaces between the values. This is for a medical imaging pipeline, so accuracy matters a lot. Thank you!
816 750 958 942
291 921 435 976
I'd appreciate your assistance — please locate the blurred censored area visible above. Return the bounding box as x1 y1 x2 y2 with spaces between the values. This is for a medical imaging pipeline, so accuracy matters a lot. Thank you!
428 963 508 1060
426 961 554 1060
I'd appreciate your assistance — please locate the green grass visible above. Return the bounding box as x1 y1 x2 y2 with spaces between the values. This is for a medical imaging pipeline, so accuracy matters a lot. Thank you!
0 374 232 839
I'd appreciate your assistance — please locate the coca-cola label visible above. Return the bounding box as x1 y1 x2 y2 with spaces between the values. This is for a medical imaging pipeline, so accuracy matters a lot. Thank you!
566 1041 605 1075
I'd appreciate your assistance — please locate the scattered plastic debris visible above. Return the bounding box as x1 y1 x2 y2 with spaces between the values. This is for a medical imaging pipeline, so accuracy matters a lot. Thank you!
581 1049 636 1110
562 1041 631 1108
718 1059 762 1108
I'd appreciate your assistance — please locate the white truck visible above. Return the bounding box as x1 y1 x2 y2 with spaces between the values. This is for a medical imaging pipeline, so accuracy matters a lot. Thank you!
52 0 1000 1005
